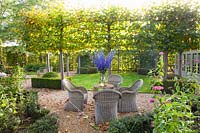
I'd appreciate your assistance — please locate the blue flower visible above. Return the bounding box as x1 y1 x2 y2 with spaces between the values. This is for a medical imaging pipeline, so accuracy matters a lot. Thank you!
94 50 116 73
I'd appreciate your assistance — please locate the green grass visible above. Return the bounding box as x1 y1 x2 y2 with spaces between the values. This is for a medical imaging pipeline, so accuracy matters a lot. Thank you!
70 72 152 93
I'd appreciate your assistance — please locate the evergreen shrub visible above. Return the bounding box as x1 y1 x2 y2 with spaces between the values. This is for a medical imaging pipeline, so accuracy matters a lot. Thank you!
32 78 61 89
42 72 59 78
137 68 149 75
28 115 58 133
109 113 153 133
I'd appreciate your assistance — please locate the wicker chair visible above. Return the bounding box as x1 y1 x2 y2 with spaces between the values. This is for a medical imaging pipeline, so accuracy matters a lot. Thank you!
93 89 121 125
108 74 123 90
62 79 88 112
118 79 143 113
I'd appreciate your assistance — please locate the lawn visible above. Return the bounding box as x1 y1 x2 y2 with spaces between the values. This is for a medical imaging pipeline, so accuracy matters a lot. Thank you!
70 72 152 93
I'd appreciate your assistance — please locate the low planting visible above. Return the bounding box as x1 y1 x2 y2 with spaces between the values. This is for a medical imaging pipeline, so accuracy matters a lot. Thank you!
109 113 153 133
32 78 61 89
0 66 24 131
150 53 199 132
28 115 58 133
24 91 50 119
0 66 58 132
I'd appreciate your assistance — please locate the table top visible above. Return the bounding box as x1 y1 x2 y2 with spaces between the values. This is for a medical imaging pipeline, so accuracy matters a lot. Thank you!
93 83 114 91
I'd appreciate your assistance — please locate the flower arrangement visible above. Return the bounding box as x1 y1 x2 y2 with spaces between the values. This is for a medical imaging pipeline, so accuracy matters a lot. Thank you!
94 50 116 84
94 50 116 74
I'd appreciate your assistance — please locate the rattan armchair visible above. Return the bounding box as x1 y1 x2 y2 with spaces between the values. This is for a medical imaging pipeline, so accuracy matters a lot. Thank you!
118 79 143 112
93 89 121 125
62 79 88 112
108 74 123 90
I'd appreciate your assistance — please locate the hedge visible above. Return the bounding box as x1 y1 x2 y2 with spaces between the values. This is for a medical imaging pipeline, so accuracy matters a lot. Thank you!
80 67 97 74
32 78 61 89
137 68 149 75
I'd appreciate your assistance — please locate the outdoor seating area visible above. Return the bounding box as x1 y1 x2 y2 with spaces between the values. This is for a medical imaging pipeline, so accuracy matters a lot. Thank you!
36 88 154 132
62 77 144 124
0 0 199 132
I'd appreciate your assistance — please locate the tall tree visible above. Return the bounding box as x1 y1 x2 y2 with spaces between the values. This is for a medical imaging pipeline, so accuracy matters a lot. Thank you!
142 0 200 80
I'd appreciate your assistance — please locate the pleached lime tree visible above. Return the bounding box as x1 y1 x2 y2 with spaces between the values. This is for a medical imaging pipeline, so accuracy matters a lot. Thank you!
84 7 132 74
19 1 88 82
141 0 200 80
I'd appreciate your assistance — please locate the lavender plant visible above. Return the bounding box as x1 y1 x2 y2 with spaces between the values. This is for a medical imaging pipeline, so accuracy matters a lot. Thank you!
94 50 116 74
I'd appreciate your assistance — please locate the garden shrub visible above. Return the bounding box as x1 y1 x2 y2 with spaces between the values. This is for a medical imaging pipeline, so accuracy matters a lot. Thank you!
162 80 176 94
0 66 25 132
153 90 197 133
42 72 59 78
80 67 88 74
32 78 61 89
109 113 153 133
28 115 58 133
80 67 97 74
137 68 149 75
88 67 97 73
24 91 49 119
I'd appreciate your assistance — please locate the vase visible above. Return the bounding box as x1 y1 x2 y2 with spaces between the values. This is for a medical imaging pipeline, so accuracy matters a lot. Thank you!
99 72 106 86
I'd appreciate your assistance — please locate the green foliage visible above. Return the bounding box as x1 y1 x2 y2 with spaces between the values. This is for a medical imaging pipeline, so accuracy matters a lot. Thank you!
137 68 150 75
152 65 199 132
109 113 153 133
32 78 61 89
42 72 59 78
25 64 45 72
162 80 176 94
148 53 164 88
24 91 49 120
0 66 25 131
80 67 97 74
28 115 58 133
153 90 196 133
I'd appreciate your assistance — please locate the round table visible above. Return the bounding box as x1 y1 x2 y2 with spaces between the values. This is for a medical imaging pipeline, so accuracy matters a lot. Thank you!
93 83 114 91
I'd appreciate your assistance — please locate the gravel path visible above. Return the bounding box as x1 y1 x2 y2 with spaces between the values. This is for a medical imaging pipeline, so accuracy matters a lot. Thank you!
35 88 154 133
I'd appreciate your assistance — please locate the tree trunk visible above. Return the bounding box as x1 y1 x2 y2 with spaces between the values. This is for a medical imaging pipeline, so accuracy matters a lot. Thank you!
117 49 120 73
178 51 182 77
78 55 80 74
39 54 43 63
163 51 168 81
46 52 50 72
107 22 112 76
66 54 69 76
60 50 64 81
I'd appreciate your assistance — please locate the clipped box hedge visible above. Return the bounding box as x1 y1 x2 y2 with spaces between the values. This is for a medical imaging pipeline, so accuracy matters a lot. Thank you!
137 68 150 75
80 67 97 74
32 78 61 89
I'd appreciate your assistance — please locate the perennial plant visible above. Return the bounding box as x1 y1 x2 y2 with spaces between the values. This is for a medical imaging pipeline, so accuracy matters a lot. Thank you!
94 50 116 84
